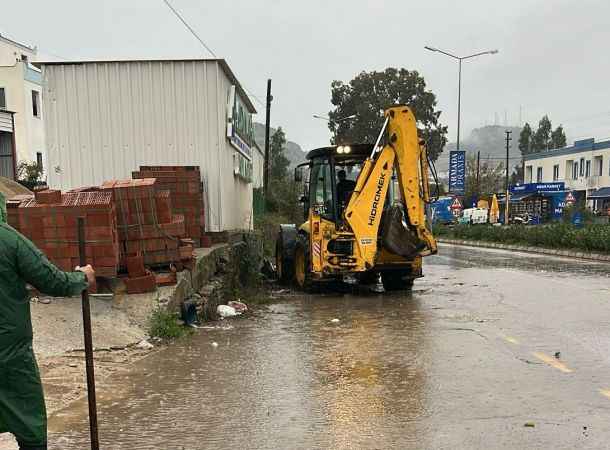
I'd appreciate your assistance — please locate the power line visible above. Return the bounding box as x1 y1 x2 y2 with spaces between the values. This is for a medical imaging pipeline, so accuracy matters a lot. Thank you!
162 0 265 110
241 87 265 107
163 0 216 58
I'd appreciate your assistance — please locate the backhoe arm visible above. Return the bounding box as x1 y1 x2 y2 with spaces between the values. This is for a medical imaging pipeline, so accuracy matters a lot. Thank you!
344 106 437 269
387 106 437 256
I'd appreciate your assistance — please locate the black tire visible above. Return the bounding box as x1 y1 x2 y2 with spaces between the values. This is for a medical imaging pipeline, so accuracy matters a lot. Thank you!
293 237 312 291
381 270 415 291
276 238 293 284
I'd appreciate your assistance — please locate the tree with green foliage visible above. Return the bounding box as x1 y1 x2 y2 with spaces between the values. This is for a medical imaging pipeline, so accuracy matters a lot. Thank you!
526 115 567 152
328 68 448 161
266 128 299 220
551 125 567 148
464 153 505 202
269 127 290 181
518 123 533 156
532 115 552 151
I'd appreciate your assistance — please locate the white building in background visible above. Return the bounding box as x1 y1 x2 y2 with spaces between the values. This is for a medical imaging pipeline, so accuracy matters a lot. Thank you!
37 58 258 232
0 34 46 179
524 138 610 212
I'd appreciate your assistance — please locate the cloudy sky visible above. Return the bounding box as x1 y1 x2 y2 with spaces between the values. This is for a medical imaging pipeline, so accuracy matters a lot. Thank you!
3 0 610 153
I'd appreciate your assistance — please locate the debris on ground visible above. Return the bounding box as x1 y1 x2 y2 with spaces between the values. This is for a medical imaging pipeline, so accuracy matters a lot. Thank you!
330 318 340 323
136 339 154 350
524 422 535 428
211 341 219 347
272 289 290 295
228 300 248 313
181 301 199 326
217 304 238 318
554 351 561 359
261 258 276 279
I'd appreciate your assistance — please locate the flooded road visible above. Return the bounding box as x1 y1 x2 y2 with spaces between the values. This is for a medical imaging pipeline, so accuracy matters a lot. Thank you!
48 244 610 449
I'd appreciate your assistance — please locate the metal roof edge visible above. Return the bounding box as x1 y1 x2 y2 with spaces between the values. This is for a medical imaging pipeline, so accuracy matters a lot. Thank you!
35 57 257 114
524 139 610 161
0 33 36 53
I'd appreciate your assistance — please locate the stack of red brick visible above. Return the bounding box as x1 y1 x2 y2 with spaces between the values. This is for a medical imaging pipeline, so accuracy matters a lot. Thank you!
132 166 207 247
100 178 194 268
7 189 120 278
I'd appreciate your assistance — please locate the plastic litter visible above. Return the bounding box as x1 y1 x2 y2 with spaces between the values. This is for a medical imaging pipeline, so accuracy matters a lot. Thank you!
211 341 219 348
136 340 154 350
331 318 340 323
217 304 238 318
228 300 248 313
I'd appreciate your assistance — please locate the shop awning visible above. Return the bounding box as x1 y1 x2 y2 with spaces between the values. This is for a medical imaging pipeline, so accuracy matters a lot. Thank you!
588 187 610 199
498 193 533 203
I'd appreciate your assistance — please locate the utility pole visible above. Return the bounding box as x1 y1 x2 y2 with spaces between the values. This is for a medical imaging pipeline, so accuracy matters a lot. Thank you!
476 150 480 202
263 79 272 201
505 131 512 224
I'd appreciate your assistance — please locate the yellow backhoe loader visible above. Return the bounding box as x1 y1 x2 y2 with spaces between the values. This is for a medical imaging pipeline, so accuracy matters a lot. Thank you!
276 105 437 291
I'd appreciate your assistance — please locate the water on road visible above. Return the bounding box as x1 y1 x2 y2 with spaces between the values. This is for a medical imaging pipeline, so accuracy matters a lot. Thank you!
48 245 610 449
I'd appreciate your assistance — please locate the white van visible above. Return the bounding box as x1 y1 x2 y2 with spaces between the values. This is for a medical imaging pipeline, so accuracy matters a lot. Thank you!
460 207 489 225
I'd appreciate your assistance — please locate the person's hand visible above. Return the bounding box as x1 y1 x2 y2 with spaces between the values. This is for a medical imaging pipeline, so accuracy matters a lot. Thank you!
76 264 96 289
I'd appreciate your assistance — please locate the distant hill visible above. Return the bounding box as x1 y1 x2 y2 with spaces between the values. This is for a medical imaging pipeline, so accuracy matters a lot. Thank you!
254 122 307 168
436 125 523 173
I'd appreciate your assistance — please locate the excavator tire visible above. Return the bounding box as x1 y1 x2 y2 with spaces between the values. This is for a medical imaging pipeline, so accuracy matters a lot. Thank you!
276 225 297 284
293 235 312 292
381 269 414 291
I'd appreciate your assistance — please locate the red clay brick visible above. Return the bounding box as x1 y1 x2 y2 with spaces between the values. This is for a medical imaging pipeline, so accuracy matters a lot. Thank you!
125 270 156 294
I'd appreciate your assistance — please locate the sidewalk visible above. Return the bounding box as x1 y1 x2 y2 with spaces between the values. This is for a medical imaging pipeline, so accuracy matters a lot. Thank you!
437 238 610 262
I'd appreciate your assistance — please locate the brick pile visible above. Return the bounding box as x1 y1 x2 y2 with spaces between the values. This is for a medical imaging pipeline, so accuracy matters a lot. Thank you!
100 178 194 268
7 189 120 278
132 166 206 247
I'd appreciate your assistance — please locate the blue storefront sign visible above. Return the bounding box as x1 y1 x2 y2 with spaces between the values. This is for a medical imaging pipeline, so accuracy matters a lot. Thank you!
510 182 565 193
448 150 466 195
509 182 568 220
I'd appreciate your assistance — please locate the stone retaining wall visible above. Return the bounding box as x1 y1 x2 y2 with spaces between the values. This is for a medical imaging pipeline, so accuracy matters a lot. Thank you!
438 238 610 263
156 233 262 320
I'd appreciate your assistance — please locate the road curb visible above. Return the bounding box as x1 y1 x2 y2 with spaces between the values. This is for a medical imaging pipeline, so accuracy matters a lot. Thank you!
437 238 610 263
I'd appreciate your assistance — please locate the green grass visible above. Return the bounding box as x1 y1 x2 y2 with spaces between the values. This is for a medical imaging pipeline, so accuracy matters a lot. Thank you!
435 223 610 254
148 308 191 340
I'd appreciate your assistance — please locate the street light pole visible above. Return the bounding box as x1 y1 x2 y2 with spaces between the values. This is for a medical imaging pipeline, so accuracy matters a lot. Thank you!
457 58 462 150
424 46 498 151
313 114 356 123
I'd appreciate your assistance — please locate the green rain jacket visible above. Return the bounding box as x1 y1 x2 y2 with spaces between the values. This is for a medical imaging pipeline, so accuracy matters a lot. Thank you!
0 208 87 446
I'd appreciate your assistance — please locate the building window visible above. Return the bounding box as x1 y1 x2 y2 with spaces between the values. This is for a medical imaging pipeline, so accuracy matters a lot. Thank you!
579 157 585 176
525 165 532 183
36 152 43 171
0 88 5 110
553 164 559 181
595 157 603 176
32 90 40 117
536 167 543 182
585 160 591 177
572 162 578 180
21 54 28 63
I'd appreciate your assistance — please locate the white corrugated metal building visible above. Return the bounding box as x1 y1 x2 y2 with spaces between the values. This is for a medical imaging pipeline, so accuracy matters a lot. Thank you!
37 58 257 232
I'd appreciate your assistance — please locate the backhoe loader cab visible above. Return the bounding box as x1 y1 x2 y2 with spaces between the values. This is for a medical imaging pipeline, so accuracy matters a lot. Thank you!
276 106 437 291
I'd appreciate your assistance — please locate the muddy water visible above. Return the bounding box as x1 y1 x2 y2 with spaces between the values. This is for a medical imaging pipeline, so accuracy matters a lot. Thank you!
49 291 434 449
47 246 610 449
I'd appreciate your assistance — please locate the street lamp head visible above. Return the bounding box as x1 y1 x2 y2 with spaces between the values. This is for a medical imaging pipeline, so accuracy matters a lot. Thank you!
424 46 438 52
489 49 499 55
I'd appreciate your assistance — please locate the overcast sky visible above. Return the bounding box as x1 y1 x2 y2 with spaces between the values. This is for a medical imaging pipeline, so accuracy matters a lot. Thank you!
3 0 610 156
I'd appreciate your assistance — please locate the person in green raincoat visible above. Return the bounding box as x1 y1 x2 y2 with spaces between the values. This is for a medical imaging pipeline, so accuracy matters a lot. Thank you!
0 192 95 450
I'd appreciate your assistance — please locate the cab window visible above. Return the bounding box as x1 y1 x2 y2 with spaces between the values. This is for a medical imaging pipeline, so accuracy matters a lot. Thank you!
309 158 334 220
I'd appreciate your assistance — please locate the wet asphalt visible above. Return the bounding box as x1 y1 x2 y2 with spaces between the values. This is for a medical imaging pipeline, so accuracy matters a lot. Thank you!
47 244 610 449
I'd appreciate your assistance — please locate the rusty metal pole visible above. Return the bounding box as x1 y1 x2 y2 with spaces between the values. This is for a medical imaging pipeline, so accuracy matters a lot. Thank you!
263 79 272 202
77 217 100 450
